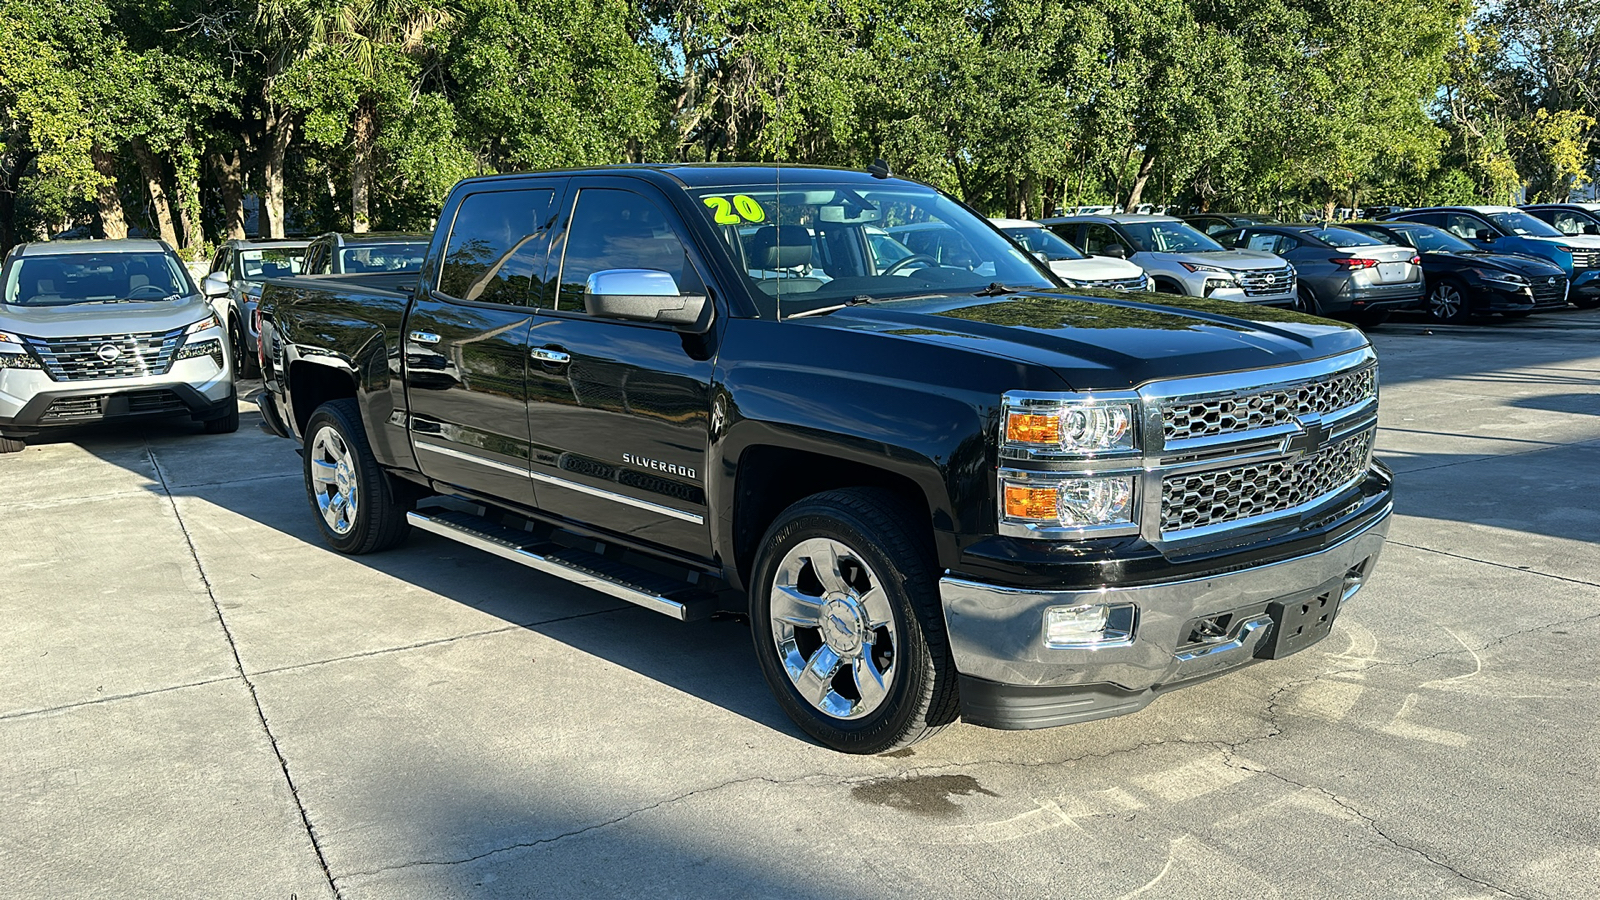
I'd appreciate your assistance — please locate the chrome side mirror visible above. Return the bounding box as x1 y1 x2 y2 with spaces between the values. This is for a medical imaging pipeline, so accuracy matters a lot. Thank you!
201 273 230 298
584 269 708 330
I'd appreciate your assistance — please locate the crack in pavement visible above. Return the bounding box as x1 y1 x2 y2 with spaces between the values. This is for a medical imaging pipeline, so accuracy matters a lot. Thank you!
1387 539 1600 590
334 773 843 883
1220 753 1542 900
0 675 236 723
144 438 342 900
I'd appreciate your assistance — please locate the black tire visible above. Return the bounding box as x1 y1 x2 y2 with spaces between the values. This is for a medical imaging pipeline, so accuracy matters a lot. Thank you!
748 488 959 754
1354 308 1392 328
1152 278 1186 296
1573 295 1600 310
1294 285 1322 316
202 396 240 434
301 398 411 554
231 317 259 378
0 436 24 453
1426 279 1472 324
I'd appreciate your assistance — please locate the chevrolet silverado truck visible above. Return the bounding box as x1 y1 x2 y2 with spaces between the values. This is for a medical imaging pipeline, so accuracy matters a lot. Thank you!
256 165 1393 754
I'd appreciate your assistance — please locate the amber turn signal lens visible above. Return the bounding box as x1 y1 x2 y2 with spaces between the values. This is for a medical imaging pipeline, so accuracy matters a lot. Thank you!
1003 484 1060 520
1006 413 1060 444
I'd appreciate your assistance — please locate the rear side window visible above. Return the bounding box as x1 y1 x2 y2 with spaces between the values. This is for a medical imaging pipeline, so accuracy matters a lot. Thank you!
556 188 704 311
437 189 558 306
1442 214 1489 240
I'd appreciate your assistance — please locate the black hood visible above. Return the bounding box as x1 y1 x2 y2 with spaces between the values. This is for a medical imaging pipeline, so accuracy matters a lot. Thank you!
1429 249 1567 278
798 290 1368 391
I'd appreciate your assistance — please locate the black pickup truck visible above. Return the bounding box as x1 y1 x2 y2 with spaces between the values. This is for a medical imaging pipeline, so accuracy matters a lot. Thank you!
257 165 1393 754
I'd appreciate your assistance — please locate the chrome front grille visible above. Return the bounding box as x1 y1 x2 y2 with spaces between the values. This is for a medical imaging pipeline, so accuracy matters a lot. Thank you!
1238 266 1295 297
25 328 185 382
1531 277 1568 306
1572 251 1596 270
1088 275 1148 291
1164 364 1376 443
1161 430 1374 533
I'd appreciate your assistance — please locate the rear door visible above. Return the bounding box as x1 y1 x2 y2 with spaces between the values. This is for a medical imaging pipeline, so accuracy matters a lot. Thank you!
524 178 716 559
403 184 563 508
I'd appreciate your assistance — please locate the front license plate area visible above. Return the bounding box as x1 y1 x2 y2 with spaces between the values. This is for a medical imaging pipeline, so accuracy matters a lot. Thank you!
1259 583 1343 659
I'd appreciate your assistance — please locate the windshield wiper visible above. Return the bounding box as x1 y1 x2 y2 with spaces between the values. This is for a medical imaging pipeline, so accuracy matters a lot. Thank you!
973 282 1025 297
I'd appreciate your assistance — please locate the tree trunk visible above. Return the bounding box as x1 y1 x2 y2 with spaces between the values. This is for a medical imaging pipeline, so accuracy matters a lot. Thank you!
91 144 129 239
131 138 180 247
0 149 38 253
1126 146 1157 211
175 138 204 252
261 105 294 239
208 148 247 240
351 96 377 232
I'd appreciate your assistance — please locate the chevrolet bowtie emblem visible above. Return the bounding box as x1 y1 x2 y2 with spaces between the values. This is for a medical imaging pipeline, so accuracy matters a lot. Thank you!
1285 414 1331 456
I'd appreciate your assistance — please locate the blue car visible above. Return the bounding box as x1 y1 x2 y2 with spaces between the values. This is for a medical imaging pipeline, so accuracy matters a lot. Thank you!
1380 206 1600 308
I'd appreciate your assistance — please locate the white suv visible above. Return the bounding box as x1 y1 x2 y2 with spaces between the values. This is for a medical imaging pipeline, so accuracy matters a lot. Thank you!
1041 214 1297 305
991 218 1149 290
0 240 236 452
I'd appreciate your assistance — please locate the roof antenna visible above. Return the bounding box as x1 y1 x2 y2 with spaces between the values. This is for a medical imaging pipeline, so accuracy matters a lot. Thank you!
867 158 892 179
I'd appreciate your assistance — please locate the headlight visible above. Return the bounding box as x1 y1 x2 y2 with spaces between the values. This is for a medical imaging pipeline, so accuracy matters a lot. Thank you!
1471 268 1527 286
1001 474 1137 529
184 313 221 335
1004 400 1136 456
1179 262 1236 279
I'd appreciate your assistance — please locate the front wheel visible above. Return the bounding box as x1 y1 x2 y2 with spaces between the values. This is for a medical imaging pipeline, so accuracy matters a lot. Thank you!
302 398 410 554
1294 286 1322 316
1427 280 1472 324
1573 295 1600 310
0 436 24 453
749 488 959 754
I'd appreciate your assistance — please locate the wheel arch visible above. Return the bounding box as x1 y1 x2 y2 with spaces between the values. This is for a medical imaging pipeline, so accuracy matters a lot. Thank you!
286 358 358 438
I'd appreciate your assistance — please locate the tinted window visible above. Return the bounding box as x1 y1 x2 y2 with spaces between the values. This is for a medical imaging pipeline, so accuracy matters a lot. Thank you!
1310 228 1384 247
1549 210 1594 236
1484 210 1563 237
1003 225 1087 260
339 242 427 274
238 247 307 280
1082 224 1130 256
557 188 703 311
438 190 557 306
1397 225 1474 253
1120 221 1224 253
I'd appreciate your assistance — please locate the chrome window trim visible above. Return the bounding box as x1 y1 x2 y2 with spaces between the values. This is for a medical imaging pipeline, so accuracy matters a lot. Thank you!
999 346 1381 544
415 438 706 525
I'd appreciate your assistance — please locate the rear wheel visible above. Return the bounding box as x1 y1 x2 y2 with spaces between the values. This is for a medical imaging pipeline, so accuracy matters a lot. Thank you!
1426 280 1472 324
231 317 259 378
302 398 411 554
1294 286 1322 315
749 488 958 754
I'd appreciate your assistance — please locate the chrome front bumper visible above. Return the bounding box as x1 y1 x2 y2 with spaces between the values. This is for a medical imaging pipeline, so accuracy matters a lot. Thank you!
940 505 1390 729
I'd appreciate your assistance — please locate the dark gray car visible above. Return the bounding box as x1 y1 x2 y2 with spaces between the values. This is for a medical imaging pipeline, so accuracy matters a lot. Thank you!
1214 225 1424 322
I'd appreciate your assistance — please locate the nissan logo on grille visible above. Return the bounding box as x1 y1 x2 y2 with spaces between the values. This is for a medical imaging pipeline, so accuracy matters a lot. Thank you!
96 344 122 362
1263 274 1276 285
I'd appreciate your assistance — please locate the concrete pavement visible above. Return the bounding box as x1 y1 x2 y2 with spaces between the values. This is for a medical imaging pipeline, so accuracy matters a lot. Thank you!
3 309 1597 899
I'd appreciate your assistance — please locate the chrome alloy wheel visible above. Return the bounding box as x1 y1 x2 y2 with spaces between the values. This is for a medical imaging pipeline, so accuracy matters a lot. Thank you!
769 538 898 720
1429 282 1464 321
309 425 359 535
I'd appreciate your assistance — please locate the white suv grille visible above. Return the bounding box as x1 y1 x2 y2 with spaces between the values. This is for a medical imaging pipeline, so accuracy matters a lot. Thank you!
25 328 185 381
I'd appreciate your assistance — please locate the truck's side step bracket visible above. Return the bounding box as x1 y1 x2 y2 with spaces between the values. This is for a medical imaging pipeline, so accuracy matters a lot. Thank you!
406 508 717 622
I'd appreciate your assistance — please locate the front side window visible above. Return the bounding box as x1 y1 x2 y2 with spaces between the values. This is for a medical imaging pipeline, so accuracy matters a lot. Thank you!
557 188 703 311
437 189 557 306
1400 226 1474 254
3 252 194 306
691 182 1050 317
1082 224 1130 256
1550 211 1594 236
1443 214 1490 240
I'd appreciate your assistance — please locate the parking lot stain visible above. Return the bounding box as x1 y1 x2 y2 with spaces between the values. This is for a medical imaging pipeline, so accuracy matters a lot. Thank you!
851 774 999 818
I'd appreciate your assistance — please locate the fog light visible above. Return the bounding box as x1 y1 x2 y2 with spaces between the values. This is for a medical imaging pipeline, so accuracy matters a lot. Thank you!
1044 602 1137 648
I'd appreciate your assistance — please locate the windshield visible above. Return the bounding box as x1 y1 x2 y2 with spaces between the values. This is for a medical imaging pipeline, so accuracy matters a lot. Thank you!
1309 228 1385 247
692 183 1053 317
1395 225 1474 254
340 243 427 273
1121 221 1225 253
1002 225 1088 261
3 251 193 307
239 247 307 280
1485 211 1564 238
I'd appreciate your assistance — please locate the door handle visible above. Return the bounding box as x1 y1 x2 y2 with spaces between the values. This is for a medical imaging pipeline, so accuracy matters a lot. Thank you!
409 331 441 344
531 347 571 365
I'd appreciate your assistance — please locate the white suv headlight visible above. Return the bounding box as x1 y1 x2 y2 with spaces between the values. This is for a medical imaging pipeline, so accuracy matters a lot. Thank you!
184 313 221 335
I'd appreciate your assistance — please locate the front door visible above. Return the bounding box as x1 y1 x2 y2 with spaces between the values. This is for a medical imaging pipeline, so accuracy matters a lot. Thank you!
404 185 562 508
524 180 717 559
